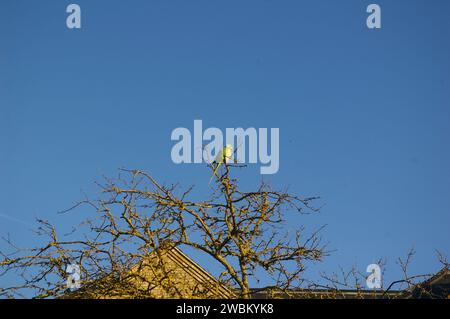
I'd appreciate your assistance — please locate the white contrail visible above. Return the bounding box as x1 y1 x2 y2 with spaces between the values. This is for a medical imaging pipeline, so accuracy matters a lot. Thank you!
0 213 33 228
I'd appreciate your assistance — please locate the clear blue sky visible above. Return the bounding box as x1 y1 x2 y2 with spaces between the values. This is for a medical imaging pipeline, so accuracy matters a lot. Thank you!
1 0 449 288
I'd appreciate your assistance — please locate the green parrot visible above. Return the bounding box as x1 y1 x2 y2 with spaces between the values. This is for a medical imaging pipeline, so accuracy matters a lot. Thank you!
210 144 234 183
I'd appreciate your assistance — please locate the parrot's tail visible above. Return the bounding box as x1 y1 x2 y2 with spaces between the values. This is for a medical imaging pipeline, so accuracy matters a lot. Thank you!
209 163 222 184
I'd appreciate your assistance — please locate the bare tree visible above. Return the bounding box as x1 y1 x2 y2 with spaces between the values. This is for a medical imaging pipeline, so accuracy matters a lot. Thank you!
0 163 327 299
316 248 449 299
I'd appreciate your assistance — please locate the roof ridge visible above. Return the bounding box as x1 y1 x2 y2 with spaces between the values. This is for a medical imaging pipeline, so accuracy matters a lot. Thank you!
166 247 235 298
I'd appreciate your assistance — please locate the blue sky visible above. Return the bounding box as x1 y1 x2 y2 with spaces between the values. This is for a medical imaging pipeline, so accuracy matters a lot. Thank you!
1 0 449 289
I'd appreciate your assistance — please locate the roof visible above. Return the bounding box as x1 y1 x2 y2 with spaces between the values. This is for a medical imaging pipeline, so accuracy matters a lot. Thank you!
248 288 402 299
162 247 235 298
62 246 235 299
402 267 450 299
